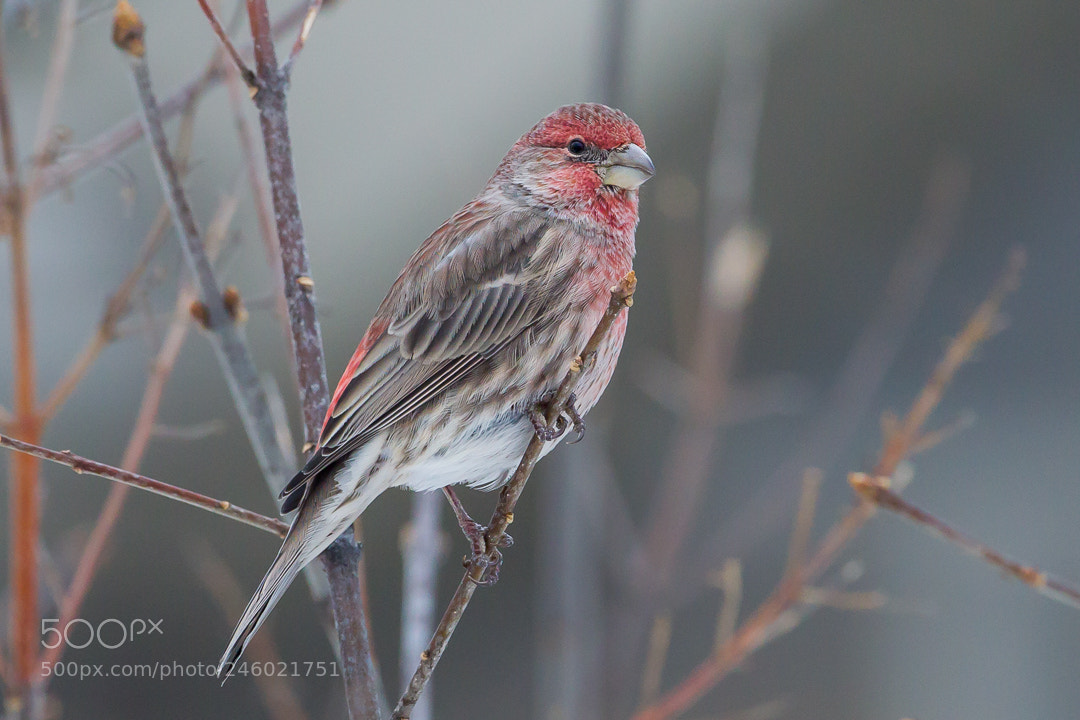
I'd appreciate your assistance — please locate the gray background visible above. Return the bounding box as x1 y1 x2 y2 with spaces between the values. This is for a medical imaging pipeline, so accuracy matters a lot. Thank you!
0 0 1078 718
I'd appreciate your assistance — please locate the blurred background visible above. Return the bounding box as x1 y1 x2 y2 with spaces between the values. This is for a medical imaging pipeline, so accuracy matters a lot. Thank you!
1 0 1079 718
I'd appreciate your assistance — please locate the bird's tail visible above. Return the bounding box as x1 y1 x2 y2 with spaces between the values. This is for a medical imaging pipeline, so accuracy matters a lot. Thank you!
216 476 367 682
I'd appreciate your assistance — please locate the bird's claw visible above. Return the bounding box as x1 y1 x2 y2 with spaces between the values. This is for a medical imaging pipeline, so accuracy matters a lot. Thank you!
444 487 512 586
563 392 586 444
528 392 586 443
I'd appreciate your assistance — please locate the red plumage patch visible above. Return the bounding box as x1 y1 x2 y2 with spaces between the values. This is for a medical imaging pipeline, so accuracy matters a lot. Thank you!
524 103 645 151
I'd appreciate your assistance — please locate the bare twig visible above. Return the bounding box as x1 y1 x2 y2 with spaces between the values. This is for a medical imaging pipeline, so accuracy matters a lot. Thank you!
25 0 79 208
35 0 326 199
0 9 42 694
0 433 287 536
38 189 240 675
281 0 323 81
399 492 443 720
222 46 292 342
117 5 293 490
631 250 1024 720
38 204 170 423
245 0 330 446
850 473 1080 610
239 3 382 717
196 0 258 88
709 158 971 564
394 272 638 719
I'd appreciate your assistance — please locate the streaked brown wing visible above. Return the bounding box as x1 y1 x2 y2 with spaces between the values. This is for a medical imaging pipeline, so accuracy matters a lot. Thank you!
279 210 552 512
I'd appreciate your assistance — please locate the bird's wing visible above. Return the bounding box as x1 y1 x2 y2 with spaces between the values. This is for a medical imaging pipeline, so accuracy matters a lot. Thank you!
279 208 554 512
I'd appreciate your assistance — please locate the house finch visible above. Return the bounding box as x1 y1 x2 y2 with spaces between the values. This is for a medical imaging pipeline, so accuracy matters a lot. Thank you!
218 103 653 677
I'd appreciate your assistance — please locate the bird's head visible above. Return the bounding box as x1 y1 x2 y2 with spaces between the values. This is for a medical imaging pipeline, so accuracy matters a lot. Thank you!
496 103 654 229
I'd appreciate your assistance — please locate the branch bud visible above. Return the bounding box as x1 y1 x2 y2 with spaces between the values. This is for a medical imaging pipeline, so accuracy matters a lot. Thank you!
112 1 145 58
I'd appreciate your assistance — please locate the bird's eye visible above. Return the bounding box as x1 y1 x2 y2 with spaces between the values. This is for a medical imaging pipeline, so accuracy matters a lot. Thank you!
567 138 587 156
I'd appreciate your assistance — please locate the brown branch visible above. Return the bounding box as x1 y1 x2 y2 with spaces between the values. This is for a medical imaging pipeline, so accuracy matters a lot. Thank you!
394 271 638 719
38 189 239 675
196 0 257 88
239 4 385 718
631 249 1024 720
38 204 169 423
245 0 330 446
281 0 323 80
34 0 326 199
0 9 41 694
850 473 1080 610
0 433 287 536
222 48 292 346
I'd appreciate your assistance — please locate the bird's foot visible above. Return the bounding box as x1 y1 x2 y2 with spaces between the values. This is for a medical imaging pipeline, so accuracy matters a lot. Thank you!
563 392 586 444
527 392 586 443
442 487 512 586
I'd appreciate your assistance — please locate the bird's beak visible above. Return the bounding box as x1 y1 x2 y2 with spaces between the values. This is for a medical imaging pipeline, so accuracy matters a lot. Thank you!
600 143 655 190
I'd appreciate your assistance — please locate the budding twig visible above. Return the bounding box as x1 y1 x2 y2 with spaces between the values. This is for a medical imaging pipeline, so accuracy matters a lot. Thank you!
0 433 287 536
394 271 638 719
632 250 1024 720
850 473 1080 610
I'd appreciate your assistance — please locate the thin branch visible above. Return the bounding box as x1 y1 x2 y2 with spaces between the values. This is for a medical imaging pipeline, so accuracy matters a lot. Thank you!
631 249 1024 720
0 433 286 536
245 0 330 446
38 204 169 424
708 157 971 564
0 8 42 693
34 0 326 199
394 272 638 719
399 491 443 720
116 4 293 491
243 4 379 718
222 45 292 345
281 0 323 81
25 0 79 209
850 473 1080 610
196 0 258 88
38 189 240 675
3 434 288 545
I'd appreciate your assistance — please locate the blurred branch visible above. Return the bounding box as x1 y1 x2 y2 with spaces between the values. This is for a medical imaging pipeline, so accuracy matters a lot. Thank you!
394 272 637 720
0 433 287 536
596 0 628 105
190 538 310 720
630 248 1025 720
38 203 168 424
399 492 443 720
35 0 328 199
850 473 1080 610
703 156 971 568
24 0 79 208
0 9 42 697
37 186 240 676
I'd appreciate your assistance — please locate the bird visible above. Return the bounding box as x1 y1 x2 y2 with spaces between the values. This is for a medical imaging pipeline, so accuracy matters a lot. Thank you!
217 102 653 678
